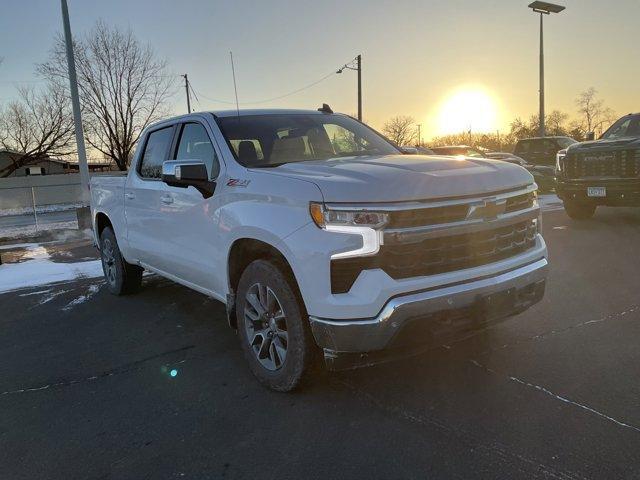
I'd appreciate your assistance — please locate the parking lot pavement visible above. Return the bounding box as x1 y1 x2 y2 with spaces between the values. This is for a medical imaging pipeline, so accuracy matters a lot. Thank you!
2 207 640 479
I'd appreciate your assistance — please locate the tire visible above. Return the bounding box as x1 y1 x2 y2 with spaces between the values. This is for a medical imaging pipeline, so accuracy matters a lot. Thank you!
235 259 317 392
563 200 596 220
99 226 143 295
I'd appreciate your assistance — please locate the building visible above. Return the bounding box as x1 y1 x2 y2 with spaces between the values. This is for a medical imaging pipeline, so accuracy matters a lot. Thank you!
0 150 72 177
0 150 116 177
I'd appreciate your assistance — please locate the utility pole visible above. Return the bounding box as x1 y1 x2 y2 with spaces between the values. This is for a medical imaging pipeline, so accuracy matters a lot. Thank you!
337 54 362 121
416 124 422 146
356 54 362 121
538 12 545 137
60 0 90 206
182 74 191 113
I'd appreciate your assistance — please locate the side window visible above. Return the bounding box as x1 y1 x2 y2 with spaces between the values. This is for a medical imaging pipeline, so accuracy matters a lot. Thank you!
139 127 174 179
515 141 529 154
543 140 558 154
174 123 220 178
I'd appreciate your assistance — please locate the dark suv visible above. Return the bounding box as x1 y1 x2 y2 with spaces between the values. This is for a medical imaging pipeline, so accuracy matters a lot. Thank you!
513 136 577 191
514 136 577 166
556 113 640 219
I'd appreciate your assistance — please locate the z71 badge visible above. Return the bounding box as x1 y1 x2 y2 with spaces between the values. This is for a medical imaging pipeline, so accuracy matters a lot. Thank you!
226 178 251 188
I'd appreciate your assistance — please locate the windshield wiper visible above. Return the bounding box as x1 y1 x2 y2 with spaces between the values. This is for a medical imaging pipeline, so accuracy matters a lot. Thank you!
335 151 377 158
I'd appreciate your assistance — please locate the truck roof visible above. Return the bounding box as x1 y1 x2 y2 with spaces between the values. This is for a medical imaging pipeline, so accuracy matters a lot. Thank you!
516 136 574 141
211 108 338 118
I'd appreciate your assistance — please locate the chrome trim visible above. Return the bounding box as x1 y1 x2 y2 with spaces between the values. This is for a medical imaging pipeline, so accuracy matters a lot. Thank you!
309 257 548 353
384 205 539 245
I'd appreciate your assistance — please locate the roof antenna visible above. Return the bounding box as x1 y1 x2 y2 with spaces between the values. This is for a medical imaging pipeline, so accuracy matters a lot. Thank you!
318 103 333 114
229 51 240 118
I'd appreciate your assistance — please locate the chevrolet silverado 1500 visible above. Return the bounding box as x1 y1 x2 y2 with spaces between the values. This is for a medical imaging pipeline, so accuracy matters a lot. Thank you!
91 108 548 391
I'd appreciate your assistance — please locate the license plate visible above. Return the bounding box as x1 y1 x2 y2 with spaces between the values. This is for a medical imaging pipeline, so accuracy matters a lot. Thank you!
476 288 516 319
587 186 606 197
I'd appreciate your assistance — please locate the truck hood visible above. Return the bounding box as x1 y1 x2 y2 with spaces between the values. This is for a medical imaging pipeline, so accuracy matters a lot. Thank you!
263 154 533 203
568 137 640 153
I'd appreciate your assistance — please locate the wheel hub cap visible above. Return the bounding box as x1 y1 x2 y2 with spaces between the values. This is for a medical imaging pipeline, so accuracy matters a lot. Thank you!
243 283 288 371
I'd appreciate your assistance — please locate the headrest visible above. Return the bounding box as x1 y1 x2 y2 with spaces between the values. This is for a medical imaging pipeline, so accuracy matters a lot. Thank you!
271 136 306 162
238 140 259 166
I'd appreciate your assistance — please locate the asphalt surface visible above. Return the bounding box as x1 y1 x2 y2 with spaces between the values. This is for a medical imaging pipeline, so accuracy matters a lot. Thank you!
0 210 77 228
2 206 640 479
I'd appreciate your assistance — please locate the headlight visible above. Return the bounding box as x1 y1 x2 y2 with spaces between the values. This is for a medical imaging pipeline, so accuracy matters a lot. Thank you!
309 203 388 229
309 203 387 259
555 150 566 172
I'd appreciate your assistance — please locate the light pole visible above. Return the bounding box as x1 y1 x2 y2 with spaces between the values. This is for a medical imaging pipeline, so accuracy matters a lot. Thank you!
337 54 362 121
61 0 92 229
528 1 565 138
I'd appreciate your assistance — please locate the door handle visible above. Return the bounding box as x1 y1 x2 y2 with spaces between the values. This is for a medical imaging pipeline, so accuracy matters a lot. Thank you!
124 192 135 200
160 195 174 205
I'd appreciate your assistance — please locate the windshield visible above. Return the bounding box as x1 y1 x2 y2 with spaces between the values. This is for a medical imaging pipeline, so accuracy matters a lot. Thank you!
556 137 577 148
601 114 640 139
215 113 399 167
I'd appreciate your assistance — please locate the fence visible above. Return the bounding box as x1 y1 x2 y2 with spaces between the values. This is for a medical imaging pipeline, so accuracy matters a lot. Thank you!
0 174 85 210
0 172 121 233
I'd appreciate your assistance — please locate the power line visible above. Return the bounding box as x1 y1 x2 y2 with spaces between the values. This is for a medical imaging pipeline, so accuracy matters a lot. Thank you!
189 56 356 107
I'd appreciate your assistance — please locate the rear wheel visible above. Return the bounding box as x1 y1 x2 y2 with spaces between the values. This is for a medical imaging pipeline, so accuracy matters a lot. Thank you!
100 227 143 295
236 259 317 392
563 200 596 220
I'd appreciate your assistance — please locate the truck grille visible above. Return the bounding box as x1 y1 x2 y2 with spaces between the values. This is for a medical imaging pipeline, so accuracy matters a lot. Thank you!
564 150 640 179
331 219 537 294
386 192 535 228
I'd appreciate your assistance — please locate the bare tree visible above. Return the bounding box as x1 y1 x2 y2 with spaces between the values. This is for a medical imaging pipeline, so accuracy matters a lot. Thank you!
575 87 616 136
382 115 416 146
0 85 75 177
38 21 175 170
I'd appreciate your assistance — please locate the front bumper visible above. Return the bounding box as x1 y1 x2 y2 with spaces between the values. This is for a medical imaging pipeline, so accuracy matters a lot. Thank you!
309 257 548 369
556 178 640 206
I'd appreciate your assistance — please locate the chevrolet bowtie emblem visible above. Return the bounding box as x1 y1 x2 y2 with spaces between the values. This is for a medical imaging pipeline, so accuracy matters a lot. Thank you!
466 198 507 220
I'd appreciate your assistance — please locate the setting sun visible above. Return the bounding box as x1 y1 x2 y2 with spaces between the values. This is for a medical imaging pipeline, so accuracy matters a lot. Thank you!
437 88 499 135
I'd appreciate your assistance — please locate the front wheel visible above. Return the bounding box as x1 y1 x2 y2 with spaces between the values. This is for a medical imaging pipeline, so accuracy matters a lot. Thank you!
99 226 143 295
236 259 317 392
563 200 596 220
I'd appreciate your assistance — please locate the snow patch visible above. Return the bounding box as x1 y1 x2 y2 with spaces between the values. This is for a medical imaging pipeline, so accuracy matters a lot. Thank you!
0 221 79 240
0 244 103 294
62 284 101 311
0 202 84 218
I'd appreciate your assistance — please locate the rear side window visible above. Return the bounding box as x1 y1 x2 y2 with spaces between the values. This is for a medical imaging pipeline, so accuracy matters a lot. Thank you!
174 123 220 178
139 127 174 179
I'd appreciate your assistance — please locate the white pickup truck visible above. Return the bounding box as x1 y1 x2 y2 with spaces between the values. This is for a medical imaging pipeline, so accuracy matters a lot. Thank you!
91 107 548 391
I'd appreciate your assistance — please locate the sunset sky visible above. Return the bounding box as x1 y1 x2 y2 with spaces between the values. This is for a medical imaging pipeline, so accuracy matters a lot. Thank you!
1 0 639 140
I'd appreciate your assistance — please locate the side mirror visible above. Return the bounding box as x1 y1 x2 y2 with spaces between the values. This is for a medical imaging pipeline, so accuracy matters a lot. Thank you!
161 160 215 198
400 146 418 155
586 132 595 141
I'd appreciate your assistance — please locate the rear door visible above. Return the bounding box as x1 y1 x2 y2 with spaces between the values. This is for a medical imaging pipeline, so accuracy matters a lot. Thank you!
124 124 176 268
153 120 226 295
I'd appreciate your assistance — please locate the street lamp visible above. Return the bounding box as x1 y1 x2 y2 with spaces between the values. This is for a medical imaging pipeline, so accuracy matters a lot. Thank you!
337 54 362 121
528 1 565 137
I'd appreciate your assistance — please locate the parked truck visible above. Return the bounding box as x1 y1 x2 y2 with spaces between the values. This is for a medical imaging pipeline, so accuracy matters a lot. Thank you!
91 108 548 391
556 113 640 219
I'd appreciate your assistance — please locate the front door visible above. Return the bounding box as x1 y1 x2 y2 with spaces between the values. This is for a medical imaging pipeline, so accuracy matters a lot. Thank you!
155 121 226 297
